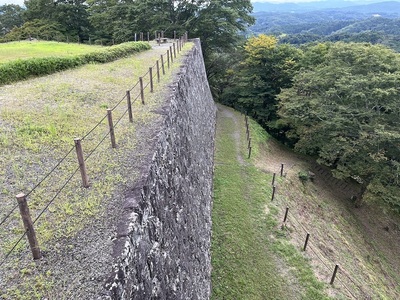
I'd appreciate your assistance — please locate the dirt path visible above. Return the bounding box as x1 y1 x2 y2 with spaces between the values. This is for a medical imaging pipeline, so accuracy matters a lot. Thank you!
217 105 245 165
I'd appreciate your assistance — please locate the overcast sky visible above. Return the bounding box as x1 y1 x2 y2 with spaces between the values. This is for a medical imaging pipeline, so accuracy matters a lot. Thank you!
0 0 393 8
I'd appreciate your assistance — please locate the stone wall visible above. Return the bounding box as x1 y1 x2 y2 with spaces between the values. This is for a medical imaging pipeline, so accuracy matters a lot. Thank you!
105 39 216 299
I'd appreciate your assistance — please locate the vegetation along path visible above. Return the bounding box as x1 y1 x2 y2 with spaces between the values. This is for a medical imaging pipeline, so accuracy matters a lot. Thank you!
211 104 400 299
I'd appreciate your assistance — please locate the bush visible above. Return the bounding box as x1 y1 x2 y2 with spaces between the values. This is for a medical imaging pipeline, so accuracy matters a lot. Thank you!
0 42 151 86
298 171 310 183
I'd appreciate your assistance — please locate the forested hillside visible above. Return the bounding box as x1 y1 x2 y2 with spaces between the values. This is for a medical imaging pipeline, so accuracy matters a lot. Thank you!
250 2 400 51
219 35 400 213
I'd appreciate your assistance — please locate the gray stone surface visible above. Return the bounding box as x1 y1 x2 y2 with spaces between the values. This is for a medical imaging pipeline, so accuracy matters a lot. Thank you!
104 39 216 299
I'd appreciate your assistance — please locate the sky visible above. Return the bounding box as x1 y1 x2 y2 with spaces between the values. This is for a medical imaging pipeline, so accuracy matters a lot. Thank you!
0 0 395 8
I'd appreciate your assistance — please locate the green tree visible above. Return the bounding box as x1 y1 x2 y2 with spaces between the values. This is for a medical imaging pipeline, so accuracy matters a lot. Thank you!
87 0 254 51
221 34 300 135
278 42 400 211
2 19 65 41
0 4 24 36
24 0 90 41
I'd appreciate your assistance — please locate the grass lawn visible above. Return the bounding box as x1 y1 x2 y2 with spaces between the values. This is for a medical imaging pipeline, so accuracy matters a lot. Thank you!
0 41 193 299
0 41 104 64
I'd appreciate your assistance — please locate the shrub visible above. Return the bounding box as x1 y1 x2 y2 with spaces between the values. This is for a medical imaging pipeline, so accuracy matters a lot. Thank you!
0 42 151 86
298 171 310 183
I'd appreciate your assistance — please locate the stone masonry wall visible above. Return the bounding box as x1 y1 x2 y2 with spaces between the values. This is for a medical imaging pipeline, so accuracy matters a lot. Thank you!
104 39 216 299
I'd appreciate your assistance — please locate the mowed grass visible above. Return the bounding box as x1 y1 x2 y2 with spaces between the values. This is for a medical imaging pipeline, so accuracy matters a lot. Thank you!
0 41 104 63
212 105 331 299
0 42 193 299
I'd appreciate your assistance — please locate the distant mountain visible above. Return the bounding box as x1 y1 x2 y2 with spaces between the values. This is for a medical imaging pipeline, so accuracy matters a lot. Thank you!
252 1 400 13
250 2 400 51
328 1 400 14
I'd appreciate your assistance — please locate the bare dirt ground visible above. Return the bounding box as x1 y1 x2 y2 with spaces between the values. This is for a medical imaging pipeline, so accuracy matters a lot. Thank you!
254 132 400 299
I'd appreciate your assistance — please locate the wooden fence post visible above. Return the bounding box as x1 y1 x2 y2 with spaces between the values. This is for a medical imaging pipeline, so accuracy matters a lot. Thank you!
173 43 176 58
139 77 145 104
74 138 89 188
156 60 160 83
107 109 116 148
126 90 133 123
272 172 276 186
283 207 289 223
271 185 276 201
280 163 285 177
147 32 149 42
330 265 340 284
161 55 165 75
303 233 310 251
149 67 154 92
167 50 170 69
169 46 173 63
16 193 42 260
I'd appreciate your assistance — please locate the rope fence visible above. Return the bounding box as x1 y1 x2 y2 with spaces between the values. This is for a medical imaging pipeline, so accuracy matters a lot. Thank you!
242 114 371 299
0 33 189 267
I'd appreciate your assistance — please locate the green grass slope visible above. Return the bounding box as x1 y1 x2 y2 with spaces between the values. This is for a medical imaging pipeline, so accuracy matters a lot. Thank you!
212 104 400 299
0 41 151 86
0 41 103 63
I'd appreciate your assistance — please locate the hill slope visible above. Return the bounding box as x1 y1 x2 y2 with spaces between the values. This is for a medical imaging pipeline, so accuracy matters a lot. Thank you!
212 104 400 299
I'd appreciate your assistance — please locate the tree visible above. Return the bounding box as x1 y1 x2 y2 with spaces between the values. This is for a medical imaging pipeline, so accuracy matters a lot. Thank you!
0 4 24 36
278 42 400 211
24 0 90 41
221 34 300 135
2 19 65 41
87 0 254 51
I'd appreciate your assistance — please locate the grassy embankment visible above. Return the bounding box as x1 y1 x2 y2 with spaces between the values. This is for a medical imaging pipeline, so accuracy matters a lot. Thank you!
212 104 400 299
212 105 329 300
0 41 193 299
0 41 151 85
0 41 103 63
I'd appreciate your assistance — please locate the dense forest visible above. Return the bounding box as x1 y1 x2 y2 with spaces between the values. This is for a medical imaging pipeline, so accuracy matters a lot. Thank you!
2 0 400 212
250 2 400 51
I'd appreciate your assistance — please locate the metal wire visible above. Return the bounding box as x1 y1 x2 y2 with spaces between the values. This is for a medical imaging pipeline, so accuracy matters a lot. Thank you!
1 50 182 266
0 231 27 268
85 129 112 162
25 146 75 198
143 82 150 91
308 243 334 273
33 166 80 225
111 93 128 111
133 93 141 102
129 81 140 92
114 107 129 128
0 204 19 227
337 276 359 299
287 211 309 235
142 69 150 78
81 114 108 141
